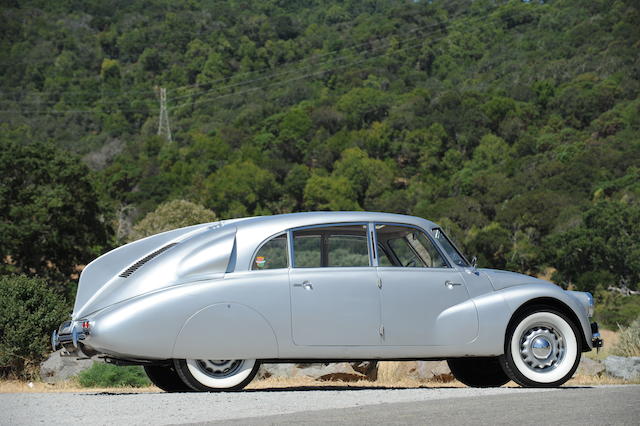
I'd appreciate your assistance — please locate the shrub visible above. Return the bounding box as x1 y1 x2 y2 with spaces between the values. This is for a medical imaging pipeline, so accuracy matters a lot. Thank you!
77 363 151 387
128 199 217 242
0 275 68 379
612 316 640 357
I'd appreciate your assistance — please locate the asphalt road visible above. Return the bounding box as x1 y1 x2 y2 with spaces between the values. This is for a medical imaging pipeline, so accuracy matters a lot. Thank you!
1 385 638 425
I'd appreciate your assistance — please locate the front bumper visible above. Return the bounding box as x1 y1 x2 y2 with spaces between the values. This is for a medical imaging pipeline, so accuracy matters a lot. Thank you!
591 321 603 349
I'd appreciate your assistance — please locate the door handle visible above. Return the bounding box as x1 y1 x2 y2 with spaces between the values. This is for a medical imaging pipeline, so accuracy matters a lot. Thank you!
445 280 462 289
294 280 313 290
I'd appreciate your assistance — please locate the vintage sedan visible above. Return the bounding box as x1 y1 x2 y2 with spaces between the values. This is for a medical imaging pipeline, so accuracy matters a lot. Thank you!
53 211 602 391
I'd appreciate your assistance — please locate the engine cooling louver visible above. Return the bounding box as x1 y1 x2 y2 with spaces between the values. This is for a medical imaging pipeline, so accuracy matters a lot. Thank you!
118 243 178 278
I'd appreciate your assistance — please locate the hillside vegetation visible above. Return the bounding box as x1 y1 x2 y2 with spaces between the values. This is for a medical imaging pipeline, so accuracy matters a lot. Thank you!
1 0 639 327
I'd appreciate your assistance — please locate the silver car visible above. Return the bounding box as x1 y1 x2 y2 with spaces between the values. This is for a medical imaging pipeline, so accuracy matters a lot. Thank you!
52 211 603 391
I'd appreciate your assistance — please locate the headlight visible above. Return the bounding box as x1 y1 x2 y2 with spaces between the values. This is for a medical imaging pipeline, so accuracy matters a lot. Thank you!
586 292 595 317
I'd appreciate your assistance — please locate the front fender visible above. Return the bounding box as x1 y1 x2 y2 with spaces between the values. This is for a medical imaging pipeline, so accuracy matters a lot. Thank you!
498 283 592 349
470 282 593 356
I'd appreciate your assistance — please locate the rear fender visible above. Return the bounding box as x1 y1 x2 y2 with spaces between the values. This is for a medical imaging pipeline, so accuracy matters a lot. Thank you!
172 303 279 359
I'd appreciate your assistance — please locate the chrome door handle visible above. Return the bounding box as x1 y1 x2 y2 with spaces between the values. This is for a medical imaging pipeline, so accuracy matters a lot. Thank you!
294 280 313 290
445 280 462 289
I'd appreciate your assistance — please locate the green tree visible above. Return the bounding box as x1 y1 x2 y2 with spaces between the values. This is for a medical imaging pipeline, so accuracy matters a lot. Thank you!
203 160 278 218
303 174 361 211
128 199 217 242
0 136 111 285
545 200 640 293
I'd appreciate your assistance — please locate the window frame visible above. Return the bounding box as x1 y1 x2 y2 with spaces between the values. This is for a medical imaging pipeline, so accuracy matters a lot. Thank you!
373 222 452 269
290 222 374 269
250 232 290 271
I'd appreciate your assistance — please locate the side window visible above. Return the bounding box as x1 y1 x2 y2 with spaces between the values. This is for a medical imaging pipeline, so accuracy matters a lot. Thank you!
375 224 448 268
293 234 322 268
252 234 288 270
293 224 370 268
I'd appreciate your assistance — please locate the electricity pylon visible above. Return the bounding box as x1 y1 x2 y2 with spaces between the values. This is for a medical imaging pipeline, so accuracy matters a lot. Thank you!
157 87 173 142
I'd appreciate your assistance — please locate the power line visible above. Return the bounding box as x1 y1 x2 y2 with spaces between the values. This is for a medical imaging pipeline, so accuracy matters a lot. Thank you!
0 2 510 116
0 1 470 100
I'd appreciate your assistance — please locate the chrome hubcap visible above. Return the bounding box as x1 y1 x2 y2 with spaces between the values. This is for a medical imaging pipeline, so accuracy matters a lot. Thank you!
531 337 552 359
519 326 565 371
195 359 243 378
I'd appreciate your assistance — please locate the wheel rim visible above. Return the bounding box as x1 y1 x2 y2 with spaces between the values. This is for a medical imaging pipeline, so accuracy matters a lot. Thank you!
193 359 244 378
185 358 256 389
519 324 565 372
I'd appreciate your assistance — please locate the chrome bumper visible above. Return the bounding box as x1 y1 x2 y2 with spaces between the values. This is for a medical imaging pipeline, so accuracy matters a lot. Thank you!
591 321 603 349
51 320 87 356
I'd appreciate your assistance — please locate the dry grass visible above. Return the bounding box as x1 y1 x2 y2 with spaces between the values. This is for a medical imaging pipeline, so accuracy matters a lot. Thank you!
0 379 161 394
585 328 619 361
246 375 465 390
4 373 637 394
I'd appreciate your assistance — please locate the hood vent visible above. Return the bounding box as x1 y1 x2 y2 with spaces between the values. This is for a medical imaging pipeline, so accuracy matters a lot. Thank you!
118 243 178 278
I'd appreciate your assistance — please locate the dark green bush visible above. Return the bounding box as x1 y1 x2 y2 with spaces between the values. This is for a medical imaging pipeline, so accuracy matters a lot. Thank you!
0 275 68 379
77 363 151 388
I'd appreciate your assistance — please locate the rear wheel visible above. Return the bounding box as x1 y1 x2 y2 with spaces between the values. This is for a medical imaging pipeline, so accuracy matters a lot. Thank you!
447 357 510 387
144 365 191 392
173 359 259 392
500 307 582 387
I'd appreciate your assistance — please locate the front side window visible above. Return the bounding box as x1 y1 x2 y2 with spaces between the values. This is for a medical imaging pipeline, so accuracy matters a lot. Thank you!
432 228 469 267
375 224 447 268
252 234 288 270
293 224 370 268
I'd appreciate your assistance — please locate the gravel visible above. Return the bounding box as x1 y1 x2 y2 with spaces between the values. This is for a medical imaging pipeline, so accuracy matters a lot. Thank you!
1 387 559 425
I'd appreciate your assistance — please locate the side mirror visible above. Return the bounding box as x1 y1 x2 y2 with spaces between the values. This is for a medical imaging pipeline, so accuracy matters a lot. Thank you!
471 256 478 270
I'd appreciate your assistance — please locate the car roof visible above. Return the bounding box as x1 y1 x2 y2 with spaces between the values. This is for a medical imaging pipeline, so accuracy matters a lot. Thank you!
230 211 437 231
229 211 439 271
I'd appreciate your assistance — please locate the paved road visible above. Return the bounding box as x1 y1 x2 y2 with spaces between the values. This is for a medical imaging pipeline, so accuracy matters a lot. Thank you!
1 385 638 425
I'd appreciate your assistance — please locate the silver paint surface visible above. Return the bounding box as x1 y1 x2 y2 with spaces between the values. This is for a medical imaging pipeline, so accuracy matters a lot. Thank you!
70 211 595 361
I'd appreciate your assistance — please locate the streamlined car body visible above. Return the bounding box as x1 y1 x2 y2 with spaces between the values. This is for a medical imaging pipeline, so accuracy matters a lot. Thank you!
53 211 602 390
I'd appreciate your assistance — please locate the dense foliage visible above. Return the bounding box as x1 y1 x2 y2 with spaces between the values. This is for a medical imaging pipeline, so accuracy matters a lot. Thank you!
0 275 68 379
0 134 111 288
1 0 639 325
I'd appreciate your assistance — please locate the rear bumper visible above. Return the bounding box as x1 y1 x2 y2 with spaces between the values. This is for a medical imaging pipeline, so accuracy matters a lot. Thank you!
591 321 603 349
51 320 89 357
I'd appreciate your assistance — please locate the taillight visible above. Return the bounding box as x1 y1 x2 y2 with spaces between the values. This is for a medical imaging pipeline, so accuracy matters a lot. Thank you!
82 320 91 330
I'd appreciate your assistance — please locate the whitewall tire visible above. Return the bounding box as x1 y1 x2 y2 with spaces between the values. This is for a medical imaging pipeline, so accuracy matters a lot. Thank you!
174 358 260 391
500 307 582 387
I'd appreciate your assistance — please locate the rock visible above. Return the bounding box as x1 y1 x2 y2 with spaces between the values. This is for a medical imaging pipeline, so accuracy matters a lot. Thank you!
350 361 378 380
40 350 97 383
576 357 605 376
318 372 364 382
257 362 375 381
377 361 451 382
604 356 640 380
256 364 298 379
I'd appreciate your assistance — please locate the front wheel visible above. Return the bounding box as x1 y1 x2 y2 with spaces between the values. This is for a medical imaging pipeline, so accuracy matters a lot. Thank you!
500 307 582 387
447 357 510 387
173 359 259 392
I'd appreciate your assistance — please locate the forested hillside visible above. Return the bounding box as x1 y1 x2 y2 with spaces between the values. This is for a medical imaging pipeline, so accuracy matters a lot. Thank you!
1 0 639 325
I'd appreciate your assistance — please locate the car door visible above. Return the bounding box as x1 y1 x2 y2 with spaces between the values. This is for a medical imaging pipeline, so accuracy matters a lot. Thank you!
375 224 478 346
289 224 382 346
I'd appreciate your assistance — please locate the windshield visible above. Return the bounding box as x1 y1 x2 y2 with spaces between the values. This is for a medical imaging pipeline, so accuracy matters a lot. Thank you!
432 228 470 267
